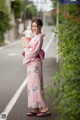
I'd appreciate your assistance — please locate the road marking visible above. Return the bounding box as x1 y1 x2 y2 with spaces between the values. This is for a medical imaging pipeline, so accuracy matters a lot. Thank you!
8 53 16 56
8 41 20 47
0 41 20 51
3 78 27 117
44 32 55 52
0 47 3 50
0 32 55 119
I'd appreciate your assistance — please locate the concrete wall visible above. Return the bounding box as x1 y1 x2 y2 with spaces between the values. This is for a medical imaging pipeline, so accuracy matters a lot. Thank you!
43 11 52 26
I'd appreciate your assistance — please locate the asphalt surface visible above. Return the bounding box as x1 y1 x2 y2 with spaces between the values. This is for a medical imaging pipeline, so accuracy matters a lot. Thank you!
0 26 59 120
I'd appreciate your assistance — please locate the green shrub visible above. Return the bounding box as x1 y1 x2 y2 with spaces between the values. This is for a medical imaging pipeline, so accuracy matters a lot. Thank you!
0 0 11 44
51 4 80 120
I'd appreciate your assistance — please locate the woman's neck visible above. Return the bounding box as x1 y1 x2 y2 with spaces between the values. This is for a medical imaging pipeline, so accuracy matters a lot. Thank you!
34 32 41 36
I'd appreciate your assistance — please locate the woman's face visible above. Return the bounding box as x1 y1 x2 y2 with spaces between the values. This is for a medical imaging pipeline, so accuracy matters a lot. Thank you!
31 22 41 35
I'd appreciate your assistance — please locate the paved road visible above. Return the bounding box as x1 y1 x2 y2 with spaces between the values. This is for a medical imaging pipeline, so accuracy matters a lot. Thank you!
0 26 58 120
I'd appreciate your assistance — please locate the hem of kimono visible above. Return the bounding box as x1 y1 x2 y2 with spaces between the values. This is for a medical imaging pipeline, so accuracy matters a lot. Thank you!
28 105 45 109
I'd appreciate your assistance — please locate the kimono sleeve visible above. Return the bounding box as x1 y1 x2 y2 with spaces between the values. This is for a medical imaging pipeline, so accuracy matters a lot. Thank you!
23 35 43 64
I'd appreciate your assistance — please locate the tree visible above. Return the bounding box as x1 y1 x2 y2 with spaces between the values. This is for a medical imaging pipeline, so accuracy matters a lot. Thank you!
11 0 24 38
0 0 11 45
11 0 24 19
26 4 37 19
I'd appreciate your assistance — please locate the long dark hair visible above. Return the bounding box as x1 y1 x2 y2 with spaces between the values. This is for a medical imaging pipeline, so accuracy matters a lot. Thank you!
31 18 43 27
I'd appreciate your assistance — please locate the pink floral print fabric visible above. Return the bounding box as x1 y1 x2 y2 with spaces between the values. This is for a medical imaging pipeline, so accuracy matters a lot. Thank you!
23 34 46 108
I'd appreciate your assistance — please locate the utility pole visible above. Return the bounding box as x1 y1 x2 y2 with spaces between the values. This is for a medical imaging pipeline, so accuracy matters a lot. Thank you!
23 0 27 29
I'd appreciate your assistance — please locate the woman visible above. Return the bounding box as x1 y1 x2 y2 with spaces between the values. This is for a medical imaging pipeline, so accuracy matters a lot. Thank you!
23 18 50 117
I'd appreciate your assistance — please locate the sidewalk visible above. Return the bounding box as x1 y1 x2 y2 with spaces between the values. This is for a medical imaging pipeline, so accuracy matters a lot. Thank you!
43 26 58 119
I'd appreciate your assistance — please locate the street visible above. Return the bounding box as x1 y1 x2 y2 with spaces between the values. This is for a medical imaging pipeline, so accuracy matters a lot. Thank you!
0 26 58 120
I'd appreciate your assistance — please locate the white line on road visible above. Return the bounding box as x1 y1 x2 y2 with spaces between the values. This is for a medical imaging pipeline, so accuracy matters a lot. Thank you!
0 32 55 119
0 47 3 50
2 78 27 118
8 41 20 47
0 41 20 51
44 32 55 52
8 53 16 56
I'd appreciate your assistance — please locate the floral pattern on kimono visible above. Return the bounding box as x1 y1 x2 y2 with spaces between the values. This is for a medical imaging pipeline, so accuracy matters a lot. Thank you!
23 34 46 108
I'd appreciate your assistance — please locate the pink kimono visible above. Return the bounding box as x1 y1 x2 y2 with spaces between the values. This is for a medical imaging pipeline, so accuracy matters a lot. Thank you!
23 34 46 108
